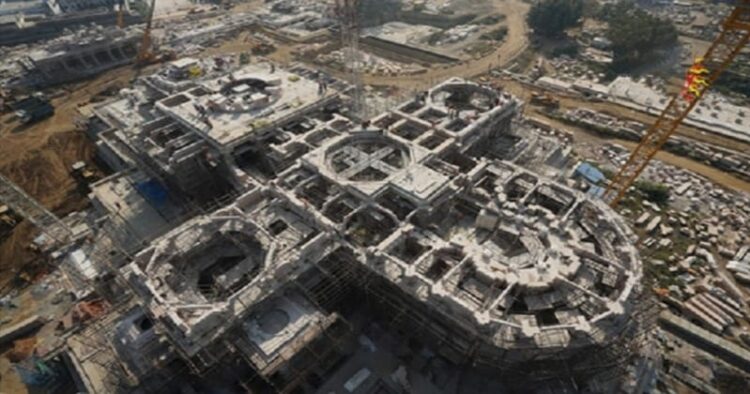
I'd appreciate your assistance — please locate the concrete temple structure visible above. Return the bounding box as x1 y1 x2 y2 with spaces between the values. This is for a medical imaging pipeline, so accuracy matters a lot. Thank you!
66 64 646 393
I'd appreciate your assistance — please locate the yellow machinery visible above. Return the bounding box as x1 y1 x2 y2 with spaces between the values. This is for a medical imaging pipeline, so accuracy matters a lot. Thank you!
603 1 750 207
188 65 203 78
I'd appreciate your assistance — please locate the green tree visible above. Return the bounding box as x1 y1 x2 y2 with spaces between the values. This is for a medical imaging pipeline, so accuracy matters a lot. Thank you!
527 0 584 38
358 0 401 28
600 1 678 72
636 181 670 206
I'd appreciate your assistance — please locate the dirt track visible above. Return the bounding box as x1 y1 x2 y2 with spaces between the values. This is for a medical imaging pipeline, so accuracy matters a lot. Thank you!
0 67 139 284
362 0 530 89
527 112 750 194
496 78 750 154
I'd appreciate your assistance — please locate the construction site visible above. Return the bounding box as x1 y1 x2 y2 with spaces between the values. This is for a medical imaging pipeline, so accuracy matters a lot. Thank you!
4 62 655 391
1 0 750 393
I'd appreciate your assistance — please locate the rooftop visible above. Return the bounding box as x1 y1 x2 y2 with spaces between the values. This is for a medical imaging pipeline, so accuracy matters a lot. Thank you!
120 77 642 362
155 63 340 149
25 26 141 61
608 77 749 143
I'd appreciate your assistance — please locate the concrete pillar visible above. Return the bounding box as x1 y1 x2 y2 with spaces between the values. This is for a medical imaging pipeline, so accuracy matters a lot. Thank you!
116 46 128 61
84 52 101 68
57 60 71 72
109 48 123 62
75 54 89 70
104 50 114 64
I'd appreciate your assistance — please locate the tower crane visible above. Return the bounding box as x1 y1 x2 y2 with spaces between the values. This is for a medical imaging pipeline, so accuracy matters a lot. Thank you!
116 0 125 29
603 1 750 207
136 0 157 66
334 0 366 119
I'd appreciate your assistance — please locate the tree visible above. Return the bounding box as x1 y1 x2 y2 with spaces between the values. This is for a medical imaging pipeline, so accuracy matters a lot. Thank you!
527 0 584 38
599 1 678 72
357 0 401 28
636 181 670 206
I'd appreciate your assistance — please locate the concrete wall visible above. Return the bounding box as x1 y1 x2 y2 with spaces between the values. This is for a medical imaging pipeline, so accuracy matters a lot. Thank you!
0 11 142 47
32 37 139 84
48 0 119 14
397 11 476 29
659 311 750 373
360 36 458 66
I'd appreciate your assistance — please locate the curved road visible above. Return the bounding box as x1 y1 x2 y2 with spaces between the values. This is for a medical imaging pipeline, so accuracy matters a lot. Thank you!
361 0 530 89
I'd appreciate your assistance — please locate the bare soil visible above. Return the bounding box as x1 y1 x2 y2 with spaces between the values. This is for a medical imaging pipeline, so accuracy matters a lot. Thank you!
0 67 139 287
527 111 750 194
361 0 531 90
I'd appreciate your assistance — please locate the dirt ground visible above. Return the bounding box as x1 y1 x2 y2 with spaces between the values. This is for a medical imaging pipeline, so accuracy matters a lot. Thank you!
494 78 750 154
0 67 141 287
361 0 530 90
4 338 37 363
0 0 268 288
527 111 750 194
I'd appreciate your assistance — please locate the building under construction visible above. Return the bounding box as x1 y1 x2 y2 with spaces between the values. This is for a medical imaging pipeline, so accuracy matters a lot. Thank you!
16 25 141 86
49 62 652 393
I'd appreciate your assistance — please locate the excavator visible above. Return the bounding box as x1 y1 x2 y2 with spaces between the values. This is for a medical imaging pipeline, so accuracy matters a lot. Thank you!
603 1 750 207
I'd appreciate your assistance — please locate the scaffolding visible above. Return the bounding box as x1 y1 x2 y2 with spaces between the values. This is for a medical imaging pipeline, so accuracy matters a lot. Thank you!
58 186 657 392
46 71 661 393
283 246 662 391
334 0 366 120
57 171 248 392
0 172 72 244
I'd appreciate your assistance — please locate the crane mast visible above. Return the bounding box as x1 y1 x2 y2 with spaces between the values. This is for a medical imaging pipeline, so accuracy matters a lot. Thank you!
116 0 125 29
334 0 366 120
603 1 750 207
136 0 157 65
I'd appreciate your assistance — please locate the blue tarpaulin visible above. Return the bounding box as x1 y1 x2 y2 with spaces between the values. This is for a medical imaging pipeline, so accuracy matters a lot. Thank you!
587 185 606 198
575 162 605 184
136 180 168 207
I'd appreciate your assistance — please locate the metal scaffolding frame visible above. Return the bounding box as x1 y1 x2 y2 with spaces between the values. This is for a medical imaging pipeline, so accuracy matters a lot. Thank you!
0 172 72 244
334 0 366 120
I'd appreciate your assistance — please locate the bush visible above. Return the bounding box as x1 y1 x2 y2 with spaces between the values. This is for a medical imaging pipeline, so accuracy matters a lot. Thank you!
358 0 401 27
481 26 509 41
527 0 584 38
636 180 670 206
551 41 579 57
132 0 151 17
477 14 507 25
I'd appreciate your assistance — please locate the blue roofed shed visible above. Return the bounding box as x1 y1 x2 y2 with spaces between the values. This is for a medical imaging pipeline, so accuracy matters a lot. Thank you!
575 162 605 184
